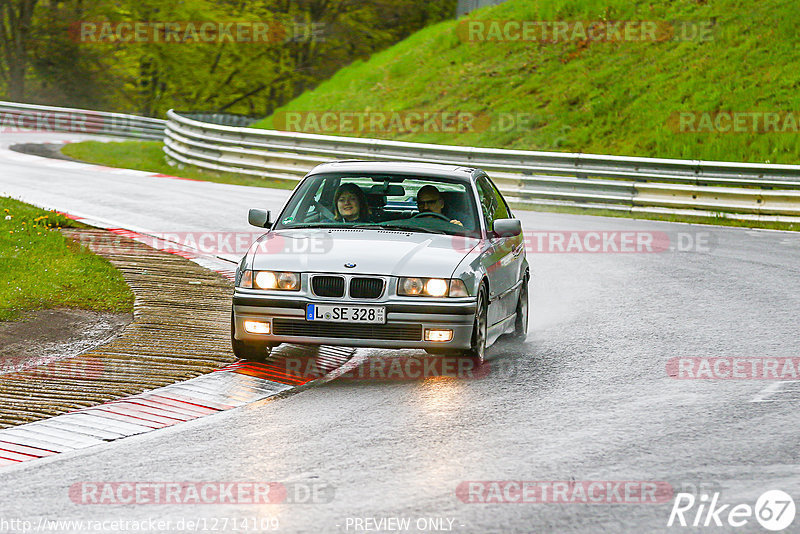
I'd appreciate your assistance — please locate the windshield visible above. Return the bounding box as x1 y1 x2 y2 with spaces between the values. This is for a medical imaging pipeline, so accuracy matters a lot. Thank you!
274 173 481 237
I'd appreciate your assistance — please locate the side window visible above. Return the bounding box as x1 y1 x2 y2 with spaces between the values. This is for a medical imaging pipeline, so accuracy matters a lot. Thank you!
488 177 511 220
475 176 499 229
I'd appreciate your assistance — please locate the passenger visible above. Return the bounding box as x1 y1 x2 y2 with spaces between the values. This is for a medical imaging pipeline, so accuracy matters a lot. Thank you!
416 185 463 226
333 183 371 223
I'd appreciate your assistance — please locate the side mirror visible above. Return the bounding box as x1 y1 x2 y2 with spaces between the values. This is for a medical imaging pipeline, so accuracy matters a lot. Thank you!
248 209 272 229
493 218 522 237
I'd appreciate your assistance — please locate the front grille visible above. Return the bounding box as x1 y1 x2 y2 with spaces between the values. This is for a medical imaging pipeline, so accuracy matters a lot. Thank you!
349 277 384 299
312 276 345 297
273 319 422 341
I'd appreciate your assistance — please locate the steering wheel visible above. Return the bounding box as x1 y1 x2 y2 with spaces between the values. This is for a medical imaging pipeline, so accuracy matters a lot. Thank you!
411 211 451 222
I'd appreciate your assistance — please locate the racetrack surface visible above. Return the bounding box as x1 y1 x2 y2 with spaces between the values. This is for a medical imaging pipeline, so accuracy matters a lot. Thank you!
0 133 798 533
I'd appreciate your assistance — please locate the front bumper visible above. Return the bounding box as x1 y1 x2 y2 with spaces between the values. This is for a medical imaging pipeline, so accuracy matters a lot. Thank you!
232 291 477 350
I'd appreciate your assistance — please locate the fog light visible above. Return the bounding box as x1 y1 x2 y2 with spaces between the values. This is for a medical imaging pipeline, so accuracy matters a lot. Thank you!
425 329 453 342
244 320 270 335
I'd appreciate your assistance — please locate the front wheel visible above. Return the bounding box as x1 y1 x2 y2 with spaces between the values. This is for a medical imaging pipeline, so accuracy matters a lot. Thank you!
232 337 272 361
459 284 487 364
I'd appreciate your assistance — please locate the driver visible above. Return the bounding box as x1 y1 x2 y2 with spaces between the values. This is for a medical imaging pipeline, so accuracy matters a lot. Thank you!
416 185 462 226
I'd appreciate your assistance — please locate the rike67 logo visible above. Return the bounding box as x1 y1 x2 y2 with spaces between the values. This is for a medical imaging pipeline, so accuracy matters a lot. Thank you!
668 490 795 531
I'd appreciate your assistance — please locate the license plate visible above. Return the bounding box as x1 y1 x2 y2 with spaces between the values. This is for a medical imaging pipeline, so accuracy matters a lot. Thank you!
306 304 386 324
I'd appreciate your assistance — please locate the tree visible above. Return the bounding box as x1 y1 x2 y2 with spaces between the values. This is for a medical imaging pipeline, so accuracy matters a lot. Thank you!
0 0 456 114
0 0 38 100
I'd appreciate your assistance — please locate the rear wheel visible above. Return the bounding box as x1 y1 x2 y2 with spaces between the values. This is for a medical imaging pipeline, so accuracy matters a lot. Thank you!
510 276 529 342
230 311 274 361
459 284 487 364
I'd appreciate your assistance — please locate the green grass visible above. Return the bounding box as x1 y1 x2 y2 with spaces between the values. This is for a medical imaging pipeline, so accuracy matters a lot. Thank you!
253 0 800 165
0 198 134 321
61 141 297 190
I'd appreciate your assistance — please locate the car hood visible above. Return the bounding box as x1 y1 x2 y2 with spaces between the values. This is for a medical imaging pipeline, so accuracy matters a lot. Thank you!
249 228 479 278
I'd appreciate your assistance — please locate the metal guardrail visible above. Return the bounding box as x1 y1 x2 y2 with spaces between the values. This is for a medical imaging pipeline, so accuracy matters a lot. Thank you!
164 110 800 223
174 111 260 128
2 101 797 223
0 101 165 140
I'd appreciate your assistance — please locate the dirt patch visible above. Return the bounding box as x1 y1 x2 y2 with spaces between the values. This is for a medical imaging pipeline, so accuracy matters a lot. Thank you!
9 143 80 162
0 309 132 375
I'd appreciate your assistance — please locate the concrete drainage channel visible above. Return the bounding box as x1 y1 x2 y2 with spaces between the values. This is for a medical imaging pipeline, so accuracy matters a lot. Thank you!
0 227 356 467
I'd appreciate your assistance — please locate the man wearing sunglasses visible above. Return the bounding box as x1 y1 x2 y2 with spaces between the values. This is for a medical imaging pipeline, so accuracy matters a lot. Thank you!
416 185 463 226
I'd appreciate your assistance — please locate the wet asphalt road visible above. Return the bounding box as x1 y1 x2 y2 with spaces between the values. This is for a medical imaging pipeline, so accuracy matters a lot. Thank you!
0 134 798 533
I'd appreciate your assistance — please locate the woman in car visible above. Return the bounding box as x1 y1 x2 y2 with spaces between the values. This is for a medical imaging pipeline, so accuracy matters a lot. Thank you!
333 183 372 223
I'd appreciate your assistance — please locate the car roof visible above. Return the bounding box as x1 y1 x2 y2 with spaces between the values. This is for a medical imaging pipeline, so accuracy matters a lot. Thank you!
307 160 479 181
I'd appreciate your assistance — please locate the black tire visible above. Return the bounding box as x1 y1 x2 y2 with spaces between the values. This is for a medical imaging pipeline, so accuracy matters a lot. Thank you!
230 311 274 361
232 337 272 361
459 284 487 364
510 275 529 342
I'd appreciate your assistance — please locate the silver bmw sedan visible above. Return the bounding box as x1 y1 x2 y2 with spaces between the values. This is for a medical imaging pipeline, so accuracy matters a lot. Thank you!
232 161 529 363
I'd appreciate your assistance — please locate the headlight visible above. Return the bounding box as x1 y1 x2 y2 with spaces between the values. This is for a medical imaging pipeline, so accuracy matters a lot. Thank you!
255 271 277 289
399 277 425 296
397 278 470 297
425 278 449 297
242 270 301 291
277 272 300 290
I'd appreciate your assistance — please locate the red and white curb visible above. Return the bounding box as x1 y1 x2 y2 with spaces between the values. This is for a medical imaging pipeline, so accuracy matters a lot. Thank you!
0 347 355 467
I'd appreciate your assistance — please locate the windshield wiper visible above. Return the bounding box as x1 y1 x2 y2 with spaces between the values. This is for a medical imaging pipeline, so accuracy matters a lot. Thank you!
376 224 448 235
283 223 347 229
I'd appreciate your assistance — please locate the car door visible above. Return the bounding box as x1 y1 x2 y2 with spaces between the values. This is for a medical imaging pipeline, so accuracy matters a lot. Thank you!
487 176 525 320
475 174 518 327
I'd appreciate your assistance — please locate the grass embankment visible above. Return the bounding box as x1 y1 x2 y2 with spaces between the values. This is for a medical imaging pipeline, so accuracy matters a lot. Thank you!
61 141 296 190
254 0 800 165
0 198 134 321
59 0 800 231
